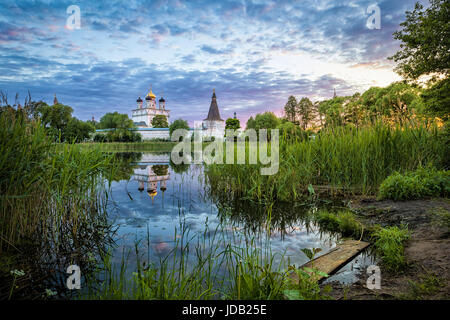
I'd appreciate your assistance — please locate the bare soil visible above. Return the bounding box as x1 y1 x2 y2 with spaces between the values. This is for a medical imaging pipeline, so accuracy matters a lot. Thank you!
323 198 450 300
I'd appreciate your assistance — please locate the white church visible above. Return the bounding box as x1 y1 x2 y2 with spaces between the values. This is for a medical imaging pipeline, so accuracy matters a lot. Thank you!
131 87 225 140
132 87 169 128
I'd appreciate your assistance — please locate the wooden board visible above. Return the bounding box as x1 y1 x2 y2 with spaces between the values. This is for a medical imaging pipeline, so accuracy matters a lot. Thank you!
289 240 371 282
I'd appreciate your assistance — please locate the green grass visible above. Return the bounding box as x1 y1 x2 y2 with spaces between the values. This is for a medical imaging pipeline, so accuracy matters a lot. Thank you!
0 113 113 252
206 123 446 202
372 225 410 272
83 221 290 300
398 273 445 300
0 110 119 298
430 207 450 232
378 167 449 200
315 210 364 238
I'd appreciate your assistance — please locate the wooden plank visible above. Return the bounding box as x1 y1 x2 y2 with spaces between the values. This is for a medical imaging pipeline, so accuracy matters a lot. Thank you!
289 240 371 282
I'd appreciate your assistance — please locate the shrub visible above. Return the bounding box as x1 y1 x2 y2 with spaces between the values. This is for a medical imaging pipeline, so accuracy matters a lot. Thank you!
372 226 410 272
315 210 362 237
378 167 450 200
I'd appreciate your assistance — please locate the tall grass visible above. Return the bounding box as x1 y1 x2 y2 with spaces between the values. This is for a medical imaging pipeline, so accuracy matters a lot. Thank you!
206 123 445 202
83 217 289 300
0 109 115 261
372 225 410 272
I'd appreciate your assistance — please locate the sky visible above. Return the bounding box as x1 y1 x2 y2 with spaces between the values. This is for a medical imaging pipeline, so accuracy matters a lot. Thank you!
0 0 424 125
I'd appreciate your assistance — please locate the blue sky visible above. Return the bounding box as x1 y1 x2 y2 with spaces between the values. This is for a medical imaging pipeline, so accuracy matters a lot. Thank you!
0 0 422 125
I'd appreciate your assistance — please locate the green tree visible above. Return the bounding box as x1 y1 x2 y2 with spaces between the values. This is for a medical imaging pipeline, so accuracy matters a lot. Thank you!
64 118 95 142
276 121 307 142
225 118 240 130
284 95 297 123
151 115 169 128
98 112 134 129
37 103 73 131
297 97 314 130
390 0 450 79
318 97 346 127
247 112 280 140
246 116 256 130
421 77 450 121
169 119 190 136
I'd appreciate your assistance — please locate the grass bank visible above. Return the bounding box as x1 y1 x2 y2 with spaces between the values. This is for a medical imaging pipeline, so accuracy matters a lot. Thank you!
206 123 446 202
0 110 116 298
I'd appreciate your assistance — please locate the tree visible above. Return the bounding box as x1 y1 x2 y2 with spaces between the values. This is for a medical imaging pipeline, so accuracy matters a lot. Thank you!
37 103 73 131
390 0 450 79
276 121 307 142
246 112 280 140
169 119 189 136
253 112 280 131
64 118 95 142
225 118 240 130
318 97 346 127
284 96 297 123
98 112 134 130
151 115 169 128
421 77 450 121
246 116 256 130
297 97 314 130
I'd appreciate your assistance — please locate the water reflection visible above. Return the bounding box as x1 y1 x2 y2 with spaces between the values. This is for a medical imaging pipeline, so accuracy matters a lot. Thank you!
106 152 372 284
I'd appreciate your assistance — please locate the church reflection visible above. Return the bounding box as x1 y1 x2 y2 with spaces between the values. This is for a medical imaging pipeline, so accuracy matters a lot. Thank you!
131 153 171 203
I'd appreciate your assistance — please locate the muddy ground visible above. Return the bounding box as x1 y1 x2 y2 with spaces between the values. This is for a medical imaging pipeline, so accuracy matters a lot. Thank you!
323 198 450 300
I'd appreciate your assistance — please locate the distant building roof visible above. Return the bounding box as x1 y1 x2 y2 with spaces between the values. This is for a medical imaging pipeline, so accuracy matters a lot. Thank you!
203 89 223 121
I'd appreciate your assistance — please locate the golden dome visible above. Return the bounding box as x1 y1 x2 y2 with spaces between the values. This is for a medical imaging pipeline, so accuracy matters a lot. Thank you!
146 89 156 99
147 190 157 198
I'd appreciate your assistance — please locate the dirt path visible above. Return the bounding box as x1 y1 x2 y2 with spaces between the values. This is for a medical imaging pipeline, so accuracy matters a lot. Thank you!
323 198 450 300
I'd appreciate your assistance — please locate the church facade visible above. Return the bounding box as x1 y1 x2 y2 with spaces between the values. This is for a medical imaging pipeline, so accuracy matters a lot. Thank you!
118 87 227 140
132 87 169 128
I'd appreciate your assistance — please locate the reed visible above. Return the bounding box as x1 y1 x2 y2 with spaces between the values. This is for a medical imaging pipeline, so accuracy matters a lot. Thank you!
83 216 290 300
0 110 114 255
206 123 445 202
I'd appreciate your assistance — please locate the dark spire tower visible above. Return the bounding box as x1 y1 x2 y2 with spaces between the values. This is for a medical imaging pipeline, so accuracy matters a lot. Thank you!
204 89 223 121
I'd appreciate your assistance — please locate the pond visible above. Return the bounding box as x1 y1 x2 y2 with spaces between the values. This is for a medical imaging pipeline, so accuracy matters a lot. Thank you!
103 152 375 287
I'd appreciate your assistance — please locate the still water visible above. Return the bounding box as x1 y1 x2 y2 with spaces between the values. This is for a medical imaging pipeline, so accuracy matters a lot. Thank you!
105 152 374 284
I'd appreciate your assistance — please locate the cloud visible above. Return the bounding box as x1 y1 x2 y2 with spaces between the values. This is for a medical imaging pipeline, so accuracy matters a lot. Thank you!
0 0 421 124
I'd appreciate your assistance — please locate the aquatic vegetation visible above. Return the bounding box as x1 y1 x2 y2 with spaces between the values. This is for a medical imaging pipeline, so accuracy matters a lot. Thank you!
378 167 450 200
83 220 290 300
206 123 445 202
315 210 364 238
372 225 410 272
284 248 331 300
0 110 116 298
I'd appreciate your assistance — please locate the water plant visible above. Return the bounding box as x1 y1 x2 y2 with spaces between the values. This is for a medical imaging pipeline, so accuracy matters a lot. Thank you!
0 109 117 298
378 167 449 200
206 122 445 202
372 225 410 272
82 216 291 300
